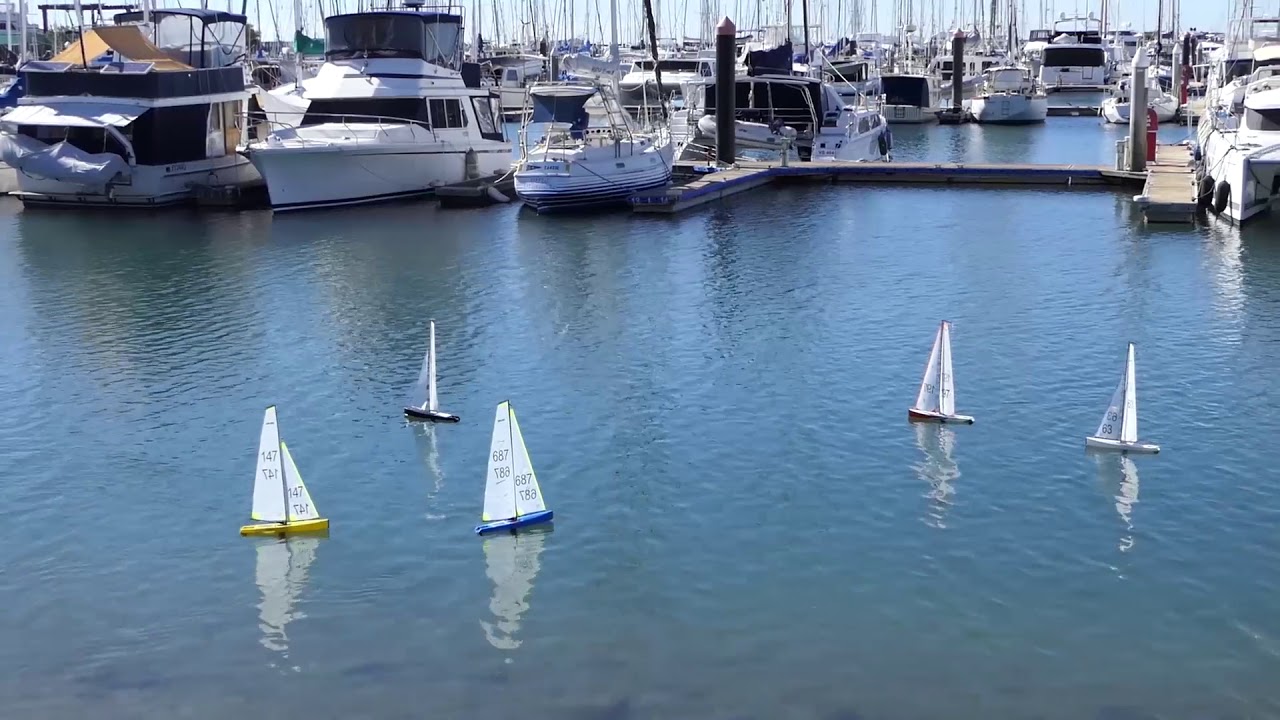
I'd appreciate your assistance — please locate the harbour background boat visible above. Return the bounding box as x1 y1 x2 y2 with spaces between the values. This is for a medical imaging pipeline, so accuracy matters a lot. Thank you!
0 114 1278 719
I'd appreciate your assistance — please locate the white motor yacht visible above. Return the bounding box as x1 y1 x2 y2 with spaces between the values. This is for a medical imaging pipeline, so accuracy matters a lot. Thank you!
678 74 891 163
0 9 260 207
967 66 1048 124
245 6 511 212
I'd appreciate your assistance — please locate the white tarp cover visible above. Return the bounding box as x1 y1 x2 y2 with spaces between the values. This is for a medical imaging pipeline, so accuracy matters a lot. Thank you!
0 133 130 186
3 102 143 128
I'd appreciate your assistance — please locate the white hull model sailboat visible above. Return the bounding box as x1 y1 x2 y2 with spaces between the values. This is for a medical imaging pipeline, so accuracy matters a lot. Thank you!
1085 343 1160 454
909 320 975 424
405 320 460 423
241 406 330 536
476 401 554 535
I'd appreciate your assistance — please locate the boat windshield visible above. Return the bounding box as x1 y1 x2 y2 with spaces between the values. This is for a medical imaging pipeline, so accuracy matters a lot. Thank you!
1042 46 1106 67
325 13 462 67
634 59 707 75
1244 106 1280 131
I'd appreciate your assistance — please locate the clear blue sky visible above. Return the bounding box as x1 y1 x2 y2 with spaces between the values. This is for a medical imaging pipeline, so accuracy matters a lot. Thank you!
34 0 1239 43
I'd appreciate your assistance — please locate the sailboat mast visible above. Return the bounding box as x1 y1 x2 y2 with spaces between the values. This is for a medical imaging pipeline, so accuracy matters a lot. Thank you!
277 432 290 526
506 403 518 518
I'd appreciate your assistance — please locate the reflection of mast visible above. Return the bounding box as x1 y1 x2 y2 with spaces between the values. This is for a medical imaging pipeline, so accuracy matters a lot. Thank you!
913 424 960 529
255 537 320 657
416 424 446 513
480 530 548 651
1094 454 1139 553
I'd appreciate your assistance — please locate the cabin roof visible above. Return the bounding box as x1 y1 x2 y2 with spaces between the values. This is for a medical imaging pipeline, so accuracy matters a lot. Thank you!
114 8 248 24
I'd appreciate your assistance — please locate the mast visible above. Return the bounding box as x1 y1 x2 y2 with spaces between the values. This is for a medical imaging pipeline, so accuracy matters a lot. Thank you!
470 0 479 61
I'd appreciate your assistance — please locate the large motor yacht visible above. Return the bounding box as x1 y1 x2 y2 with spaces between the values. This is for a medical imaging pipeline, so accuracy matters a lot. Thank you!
0 9 259 207
245 2 511 212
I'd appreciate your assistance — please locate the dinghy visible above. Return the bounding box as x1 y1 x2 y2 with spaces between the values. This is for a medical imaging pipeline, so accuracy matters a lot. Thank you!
241 406 330 536
476 401 553 535
404 320 459 423
908 320 974 424
1085 343 1160 454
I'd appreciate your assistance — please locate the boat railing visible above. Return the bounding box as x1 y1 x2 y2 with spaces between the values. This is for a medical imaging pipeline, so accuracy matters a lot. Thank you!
252 110 441 145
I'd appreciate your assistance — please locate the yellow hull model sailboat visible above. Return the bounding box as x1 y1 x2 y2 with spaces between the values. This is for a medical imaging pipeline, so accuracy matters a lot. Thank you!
240 406 330 537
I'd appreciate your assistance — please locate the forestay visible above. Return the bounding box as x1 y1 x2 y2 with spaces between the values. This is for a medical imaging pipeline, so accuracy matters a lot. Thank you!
251 406 286 522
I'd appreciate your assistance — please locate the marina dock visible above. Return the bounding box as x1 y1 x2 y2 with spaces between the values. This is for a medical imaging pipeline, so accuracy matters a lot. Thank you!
1134 144 1198 224
631 160 1147 215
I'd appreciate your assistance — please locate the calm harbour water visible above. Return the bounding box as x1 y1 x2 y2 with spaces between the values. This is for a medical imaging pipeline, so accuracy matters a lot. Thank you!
1 119 1279 719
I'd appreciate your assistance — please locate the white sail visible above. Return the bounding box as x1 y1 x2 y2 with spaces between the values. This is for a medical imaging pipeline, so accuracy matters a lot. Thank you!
510 406 546 517
481 402 516 522
255 536 319 654
252 406 286 522
913 323 943 412
1094 353 1128 441
282 442 320 522
1120 343 1138 443
479 530 547 650
938 321 956 416
427 321 439 412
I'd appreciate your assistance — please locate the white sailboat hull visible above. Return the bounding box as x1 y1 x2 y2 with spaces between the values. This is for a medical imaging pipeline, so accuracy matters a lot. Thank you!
247 127 511 212
908 408 975 424
1085 436 1160 454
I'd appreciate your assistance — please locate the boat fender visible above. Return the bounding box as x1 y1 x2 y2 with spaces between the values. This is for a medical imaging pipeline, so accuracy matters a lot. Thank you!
1191 144 1202 163
1196 175 1214 209
486 185 511 203
878 128 891 157
1211 180 1230 215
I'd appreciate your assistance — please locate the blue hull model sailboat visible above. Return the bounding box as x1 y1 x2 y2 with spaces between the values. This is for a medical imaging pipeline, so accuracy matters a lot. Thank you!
476 401 553 534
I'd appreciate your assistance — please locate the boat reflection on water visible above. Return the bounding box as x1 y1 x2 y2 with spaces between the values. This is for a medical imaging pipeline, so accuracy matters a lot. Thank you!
1093 453 1140 553
254 536 322 662
913 423 960 529
480 528 550 651
413 423 447 520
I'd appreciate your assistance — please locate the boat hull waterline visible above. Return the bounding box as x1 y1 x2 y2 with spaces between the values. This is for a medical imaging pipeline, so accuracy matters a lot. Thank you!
475 510 554 535
908 408 976 424
1085 436 1160 454
404 406 460 423
240 518 331 536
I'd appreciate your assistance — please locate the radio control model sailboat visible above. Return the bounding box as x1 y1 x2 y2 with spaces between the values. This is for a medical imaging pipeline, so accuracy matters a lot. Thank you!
405 320 459 423
476 401 553 535
241 406 330 536
1085 343 1159 454
908 320 975 424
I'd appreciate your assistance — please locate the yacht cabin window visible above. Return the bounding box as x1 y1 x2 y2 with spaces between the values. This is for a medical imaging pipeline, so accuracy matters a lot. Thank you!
429 98 467 128
1244 106 1280 131
472 97 498 134
301 98 430 126
325 13 462 68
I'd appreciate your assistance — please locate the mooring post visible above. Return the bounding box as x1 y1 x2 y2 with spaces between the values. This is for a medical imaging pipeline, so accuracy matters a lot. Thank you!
1128 51 1150 172
950 29 965 112
715 16 736 166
